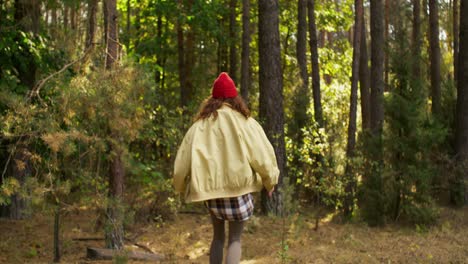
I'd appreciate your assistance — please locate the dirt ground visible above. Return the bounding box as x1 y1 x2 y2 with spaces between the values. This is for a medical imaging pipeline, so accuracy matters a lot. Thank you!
0 205 467 264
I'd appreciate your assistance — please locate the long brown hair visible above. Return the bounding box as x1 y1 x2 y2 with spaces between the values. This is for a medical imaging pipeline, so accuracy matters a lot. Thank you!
194 96 250 121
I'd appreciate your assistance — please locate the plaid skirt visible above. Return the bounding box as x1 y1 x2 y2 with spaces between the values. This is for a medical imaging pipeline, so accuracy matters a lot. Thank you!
205 193 254 221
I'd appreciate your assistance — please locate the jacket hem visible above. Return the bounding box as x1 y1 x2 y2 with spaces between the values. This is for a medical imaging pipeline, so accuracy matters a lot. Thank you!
185 185 263 203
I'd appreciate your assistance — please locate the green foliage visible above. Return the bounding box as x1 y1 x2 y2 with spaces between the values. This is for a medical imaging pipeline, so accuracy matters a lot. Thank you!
384 35 444 224
0 24 63 98
0 178 20 206
359 14 447 225
277 239 291 264
127 158 181 222
287 120 345 209
48 66 149 209
0 11 70 214
0 0 462 232
25 247 38 258
0 61 154 215
316 0 354 33
319 40 353 84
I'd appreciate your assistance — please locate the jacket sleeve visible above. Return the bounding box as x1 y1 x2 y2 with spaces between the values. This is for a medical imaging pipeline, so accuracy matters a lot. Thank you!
242 118 279 192
173 125 195 194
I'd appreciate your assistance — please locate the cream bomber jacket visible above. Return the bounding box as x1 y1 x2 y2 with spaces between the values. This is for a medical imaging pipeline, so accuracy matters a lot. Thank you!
173 105 279 203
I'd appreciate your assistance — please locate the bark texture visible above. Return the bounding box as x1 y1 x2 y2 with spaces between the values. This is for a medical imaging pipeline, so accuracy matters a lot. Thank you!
105 0 118 69
308 0 323 126
240 0 251 104
359 16 371 131
86 0 98 49
344 0 363 217
455 0 468 205
258 0 285 216
429 0 441 116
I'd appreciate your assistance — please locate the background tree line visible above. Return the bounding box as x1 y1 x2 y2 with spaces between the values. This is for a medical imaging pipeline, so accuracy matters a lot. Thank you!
0 0 467 257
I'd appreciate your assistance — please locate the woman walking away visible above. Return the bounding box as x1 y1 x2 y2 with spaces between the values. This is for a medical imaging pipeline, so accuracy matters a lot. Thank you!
174 72 279 264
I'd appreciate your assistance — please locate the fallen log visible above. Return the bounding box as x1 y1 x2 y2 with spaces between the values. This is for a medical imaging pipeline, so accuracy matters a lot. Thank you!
86 247 164 261
75 236 155 254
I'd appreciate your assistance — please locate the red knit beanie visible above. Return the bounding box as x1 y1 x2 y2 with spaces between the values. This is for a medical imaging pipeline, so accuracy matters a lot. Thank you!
212 72 238 98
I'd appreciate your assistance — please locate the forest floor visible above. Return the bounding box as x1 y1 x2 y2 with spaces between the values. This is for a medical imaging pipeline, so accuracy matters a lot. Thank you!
0 205 467 264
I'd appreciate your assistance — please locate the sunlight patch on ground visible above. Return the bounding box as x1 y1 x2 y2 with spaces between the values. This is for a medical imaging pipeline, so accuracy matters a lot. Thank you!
240 260 258 264
186 240 209 260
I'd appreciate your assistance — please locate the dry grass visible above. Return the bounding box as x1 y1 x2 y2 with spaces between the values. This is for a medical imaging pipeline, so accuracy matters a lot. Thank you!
0 206 467 263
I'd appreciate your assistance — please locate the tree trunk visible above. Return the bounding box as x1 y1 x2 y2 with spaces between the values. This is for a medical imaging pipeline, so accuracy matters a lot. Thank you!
229 0 238 83
52 4 57 27
0 0 4 20
370 0 385 143
155 14 163 84
14 0 40 34
177 0 186 107
392 0 407 222
13 0 38 89
364 0 385 227
290 0 309 189
86 0 97 49
177 0 195 107
184 20 195 104
429 0 441 117
359 15 371 132
454 0 468 205
126 0 131 50
240 0 251 104
63 4 68 31
105 0 118 69
384 0 389 91
294 0 309 135
30 1 41 34
307 0 326 204
308 0 323 127
70 3 76 30
296 0 308 95
258 0 285 216
105 145 125 249
344 0 363 218
103 0 108 46
103 0 124 250
454 0 459 81
412 0 422 81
